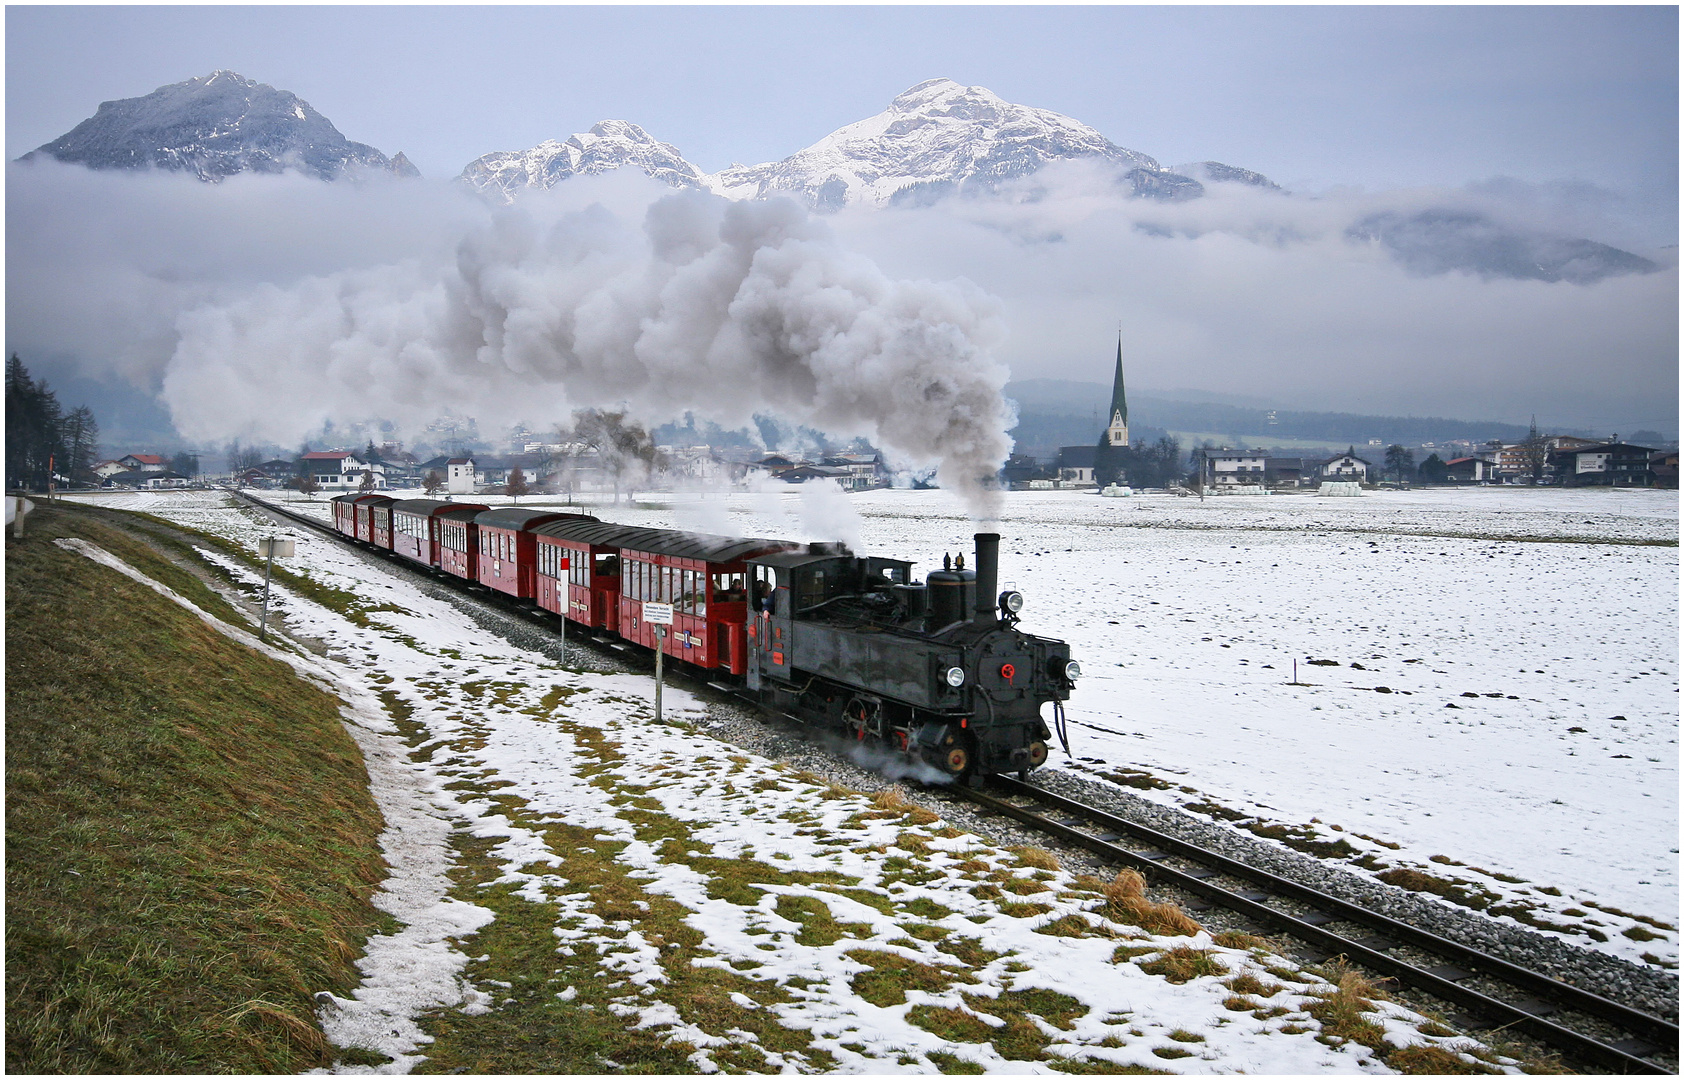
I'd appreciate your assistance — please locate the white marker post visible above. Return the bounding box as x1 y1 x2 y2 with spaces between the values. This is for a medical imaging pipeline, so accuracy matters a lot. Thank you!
643 601 675 723
257 534 295 642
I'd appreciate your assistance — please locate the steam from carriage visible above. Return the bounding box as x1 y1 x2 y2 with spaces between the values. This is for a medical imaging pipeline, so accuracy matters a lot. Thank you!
330 493 1077 780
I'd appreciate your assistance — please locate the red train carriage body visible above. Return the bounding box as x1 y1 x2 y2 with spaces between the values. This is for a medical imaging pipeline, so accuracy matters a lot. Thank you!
530 521 653 630
389 500 489 570
339 494 395 545
473 508 597 599
437 511 485 581
330 493 362 538
371 503 397 551
610 527 797 675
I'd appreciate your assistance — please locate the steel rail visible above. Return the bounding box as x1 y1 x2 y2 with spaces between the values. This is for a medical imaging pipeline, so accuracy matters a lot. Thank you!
957 777 1674 1074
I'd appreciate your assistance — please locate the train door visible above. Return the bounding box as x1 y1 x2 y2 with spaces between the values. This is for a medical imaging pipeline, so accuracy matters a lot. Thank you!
592 551 619 628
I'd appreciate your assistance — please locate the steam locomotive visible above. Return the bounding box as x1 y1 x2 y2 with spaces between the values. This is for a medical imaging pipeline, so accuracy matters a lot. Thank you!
328 493 1079 780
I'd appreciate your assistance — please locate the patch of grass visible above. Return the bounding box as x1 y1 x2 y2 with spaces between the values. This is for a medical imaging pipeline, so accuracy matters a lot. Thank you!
907 1005 999 1043
1386 1045 1498 1074
935 936 1005 967
1010 846 1061 871
821 885 896 916
1137 947 1224 984
844 949 975 1007
1101 870 1201 937
6 503 388 1073
1035 914 1094 938
954 988 1087 1060
927 1048 988 1074
1101 769 1174 791
873 785 941 825
1223 973 1280 997
1049 1058 1169 1074
1303 961 1389 1053
1211 930 1271 951
775 895 870 947
998 901 1056 919
1377 867 1501 911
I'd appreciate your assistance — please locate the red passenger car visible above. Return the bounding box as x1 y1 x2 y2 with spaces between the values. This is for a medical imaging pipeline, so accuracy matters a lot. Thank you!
612 527 796 674
531 521 650 629
354 495 396 545
473 508 596 599
330 493 362 538
390 499 489 570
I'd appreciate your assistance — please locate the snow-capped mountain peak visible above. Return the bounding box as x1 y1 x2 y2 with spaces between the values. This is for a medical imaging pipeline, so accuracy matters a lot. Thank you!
19 70 406 183
707 77 1197 210
456 120 707 203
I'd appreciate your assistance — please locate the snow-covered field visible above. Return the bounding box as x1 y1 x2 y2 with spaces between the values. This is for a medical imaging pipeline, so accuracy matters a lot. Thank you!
645 484 1678 968
64 484 1676 1071
124 484 1680 966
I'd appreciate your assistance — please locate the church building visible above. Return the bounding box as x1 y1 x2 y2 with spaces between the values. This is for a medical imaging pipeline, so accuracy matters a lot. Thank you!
1056 336 1130 486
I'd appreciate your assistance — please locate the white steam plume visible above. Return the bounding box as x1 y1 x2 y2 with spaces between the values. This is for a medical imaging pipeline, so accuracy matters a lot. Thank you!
163 189 1014 518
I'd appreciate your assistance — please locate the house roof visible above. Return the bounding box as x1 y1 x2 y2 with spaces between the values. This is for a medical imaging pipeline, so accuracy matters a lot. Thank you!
1563 442 1656 455
302 451 355 461
123 453 166 465
106 470 185 485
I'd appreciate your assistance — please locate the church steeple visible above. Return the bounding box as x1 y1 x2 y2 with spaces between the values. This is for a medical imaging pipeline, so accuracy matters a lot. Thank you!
1105 334 1129 447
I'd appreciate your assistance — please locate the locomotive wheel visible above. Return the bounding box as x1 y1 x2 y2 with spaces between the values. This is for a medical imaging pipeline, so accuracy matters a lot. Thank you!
932 729 975 779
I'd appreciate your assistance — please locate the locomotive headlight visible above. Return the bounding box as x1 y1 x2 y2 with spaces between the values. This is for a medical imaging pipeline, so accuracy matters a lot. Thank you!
1063 660 1082 681
998 590 1024 614
943 666 966 688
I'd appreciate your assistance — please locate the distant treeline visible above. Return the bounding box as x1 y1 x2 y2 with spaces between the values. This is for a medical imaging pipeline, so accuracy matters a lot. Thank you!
6 354 99 491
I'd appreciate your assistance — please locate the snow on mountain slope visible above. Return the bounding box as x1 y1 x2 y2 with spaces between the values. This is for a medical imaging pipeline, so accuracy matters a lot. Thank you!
20 70 414 183
457 119 708 203
455 79 1206 211
707 78 1200 210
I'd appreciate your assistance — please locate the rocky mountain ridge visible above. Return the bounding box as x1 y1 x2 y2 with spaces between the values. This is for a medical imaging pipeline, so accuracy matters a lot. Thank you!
21 70 418 182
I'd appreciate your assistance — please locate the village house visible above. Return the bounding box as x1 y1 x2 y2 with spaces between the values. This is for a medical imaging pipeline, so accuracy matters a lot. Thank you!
1551 441 1657 487
1320 448 1372 483
1443 454 1501 483
1200 450 1267 489
301 450 386 490
105 469 190 490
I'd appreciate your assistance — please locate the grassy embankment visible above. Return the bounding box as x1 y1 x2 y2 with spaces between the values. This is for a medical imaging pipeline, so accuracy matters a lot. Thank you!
5 501 389 1072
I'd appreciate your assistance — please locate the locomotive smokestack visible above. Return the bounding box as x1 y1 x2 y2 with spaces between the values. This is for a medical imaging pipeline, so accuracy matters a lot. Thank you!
973 532 1000 625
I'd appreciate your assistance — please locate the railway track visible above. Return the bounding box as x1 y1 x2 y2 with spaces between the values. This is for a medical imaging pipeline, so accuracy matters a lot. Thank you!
943 776 1677 1074
232 490 1677 1073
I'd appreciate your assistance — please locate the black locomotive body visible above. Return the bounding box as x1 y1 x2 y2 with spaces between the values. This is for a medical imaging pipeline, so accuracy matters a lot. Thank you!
744 532 1076 780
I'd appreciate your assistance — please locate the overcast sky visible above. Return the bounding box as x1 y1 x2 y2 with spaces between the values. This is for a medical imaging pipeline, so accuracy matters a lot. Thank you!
8 5 1677 236
5 6 1678 449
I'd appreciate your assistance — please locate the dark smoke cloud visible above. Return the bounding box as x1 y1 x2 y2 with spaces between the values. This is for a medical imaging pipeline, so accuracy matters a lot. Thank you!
159 180 1014 515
